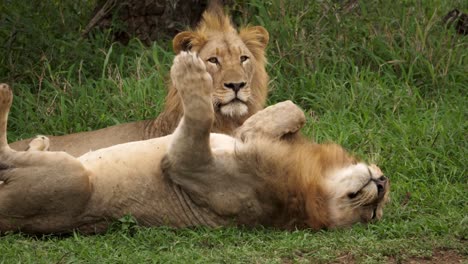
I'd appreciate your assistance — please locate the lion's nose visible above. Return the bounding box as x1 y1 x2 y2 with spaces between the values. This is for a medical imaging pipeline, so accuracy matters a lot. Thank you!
224 82 246 93
375 176 388 196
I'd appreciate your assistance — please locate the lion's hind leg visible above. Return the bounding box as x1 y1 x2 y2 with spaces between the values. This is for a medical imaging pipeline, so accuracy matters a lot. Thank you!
0 84 92 234
0 83 13 150
0 149 93 234
0 83 13 186
0 84 50 152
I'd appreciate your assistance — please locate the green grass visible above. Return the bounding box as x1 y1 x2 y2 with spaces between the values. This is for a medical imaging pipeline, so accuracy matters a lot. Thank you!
0 0 467 263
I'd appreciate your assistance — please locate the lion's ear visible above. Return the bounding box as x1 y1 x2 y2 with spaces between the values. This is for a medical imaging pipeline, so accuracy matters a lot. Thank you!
173 31 206 54
173 32 195 54
239 26 269 51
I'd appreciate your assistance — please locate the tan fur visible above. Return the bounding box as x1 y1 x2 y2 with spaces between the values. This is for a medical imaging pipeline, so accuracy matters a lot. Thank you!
0 53 389 234
9 6 269 157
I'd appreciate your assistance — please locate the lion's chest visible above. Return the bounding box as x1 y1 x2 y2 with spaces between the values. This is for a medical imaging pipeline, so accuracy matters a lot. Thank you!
209 133 242 154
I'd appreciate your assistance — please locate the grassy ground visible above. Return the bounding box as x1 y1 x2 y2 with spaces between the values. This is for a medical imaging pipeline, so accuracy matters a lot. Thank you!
0 0 467 263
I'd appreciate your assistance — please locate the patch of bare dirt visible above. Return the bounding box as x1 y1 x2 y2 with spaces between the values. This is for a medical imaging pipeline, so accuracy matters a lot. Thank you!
389 249 467 264
282 249 466 264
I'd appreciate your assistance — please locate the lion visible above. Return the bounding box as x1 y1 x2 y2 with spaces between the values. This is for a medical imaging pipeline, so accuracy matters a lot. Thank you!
0 52 390 234
9 3 269 157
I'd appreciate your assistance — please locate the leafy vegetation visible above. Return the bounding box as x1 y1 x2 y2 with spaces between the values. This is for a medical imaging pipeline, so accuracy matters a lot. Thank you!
0 0 466 263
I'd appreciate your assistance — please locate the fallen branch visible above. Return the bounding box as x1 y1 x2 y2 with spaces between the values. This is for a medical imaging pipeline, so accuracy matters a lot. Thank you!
81 0 118 38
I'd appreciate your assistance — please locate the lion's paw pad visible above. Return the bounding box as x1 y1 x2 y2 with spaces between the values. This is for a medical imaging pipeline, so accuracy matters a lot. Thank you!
170 52 213 96
173 51 207 72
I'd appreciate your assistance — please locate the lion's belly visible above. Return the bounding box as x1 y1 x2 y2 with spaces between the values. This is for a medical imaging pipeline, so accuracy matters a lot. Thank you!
76 133 241 227
78 135 171 177
77 133 240 177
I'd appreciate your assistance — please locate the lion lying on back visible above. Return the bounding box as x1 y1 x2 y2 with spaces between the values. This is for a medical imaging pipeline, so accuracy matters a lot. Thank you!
9 4 269 157
0 52 390 234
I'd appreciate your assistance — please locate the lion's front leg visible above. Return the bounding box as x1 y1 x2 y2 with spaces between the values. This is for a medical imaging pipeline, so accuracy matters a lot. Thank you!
166 52 214 168
161 53 253 217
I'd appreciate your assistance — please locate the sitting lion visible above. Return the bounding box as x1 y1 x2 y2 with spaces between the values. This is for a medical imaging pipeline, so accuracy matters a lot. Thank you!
0 52 390 234
9 4 269 157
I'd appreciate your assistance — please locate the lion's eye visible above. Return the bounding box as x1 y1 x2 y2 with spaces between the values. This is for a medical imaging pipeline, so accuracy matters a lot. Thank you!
207 57 219 64
240 55 249 63
347 191 359 199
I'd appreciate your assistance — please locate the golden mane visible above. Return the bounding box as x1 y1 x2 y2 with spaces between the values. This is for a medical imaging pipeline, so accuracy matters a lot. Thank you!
197 1 234 34
236 138 359 229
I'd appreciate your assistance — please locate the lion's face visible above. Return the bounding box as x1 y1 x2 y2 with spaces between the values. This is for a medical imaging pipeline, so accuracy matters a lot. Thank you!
172 10 269 122
198 33 256 117
326 163 390 227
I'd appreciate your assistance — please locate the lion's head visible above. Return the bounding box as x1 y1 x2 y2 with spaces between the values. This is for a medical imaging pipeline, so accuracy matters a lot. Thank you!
163 4 269 133
323 162 390 227
239 137 390 230
296 143 390 229
295 143 391 229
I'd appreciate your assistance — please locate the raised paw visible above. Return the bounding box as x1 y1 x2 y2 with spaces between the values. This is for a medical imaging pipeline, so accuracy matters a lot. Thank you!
369 164 384 177
170 51 213 99
0 83 13 113
26 135 50 151
235 101 306 141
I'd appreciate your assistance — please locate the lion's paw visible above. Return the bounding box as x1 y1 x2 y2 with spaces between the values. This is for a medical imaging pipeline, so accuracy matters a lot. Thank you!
170 51 213 99
26 135 50 151
0 83 13 112
369 164 384 177
235 101 306 141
